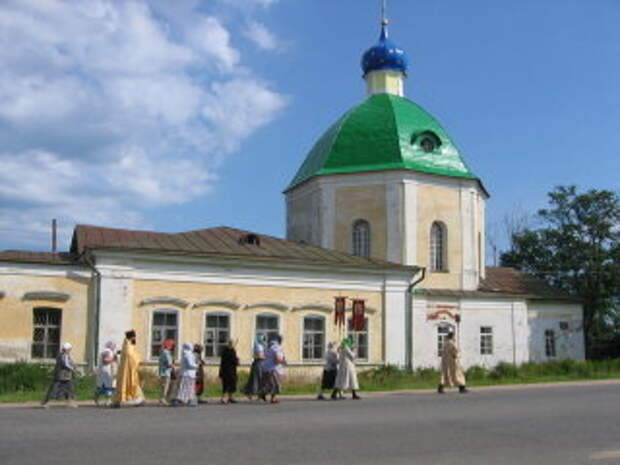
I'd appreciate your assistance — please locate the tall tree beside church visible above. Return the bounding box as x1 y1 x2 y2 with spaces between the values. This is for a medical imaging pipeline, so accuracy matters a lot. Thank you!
501 186 620 357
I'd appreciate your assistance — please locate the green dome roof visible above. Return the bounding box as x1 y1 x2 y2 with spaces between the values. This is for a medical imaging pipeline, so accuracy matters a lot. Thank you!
286 94 481 191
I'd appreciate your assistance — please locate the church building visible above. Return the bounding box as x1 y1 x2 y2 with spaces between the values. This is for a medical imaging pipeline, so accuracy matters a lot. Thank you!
0 16 584 374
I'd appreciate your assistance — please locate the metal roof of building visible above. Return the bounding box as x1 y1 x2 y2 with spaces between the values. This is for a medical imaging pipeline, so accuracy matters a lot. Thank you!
0 250 76 266
69 224 419 272
418 267 580 301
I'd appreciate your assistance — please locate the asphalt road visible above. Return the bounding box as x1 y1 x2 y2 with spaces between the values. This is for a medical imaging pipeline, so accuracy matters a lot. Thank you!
1 383 620 465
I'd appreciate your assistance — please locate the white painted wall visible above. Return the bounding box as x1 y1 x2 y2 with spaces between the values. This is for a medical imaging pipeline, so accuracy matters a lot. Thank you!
411 295 585 371
383 282 408 366
97 262 134 354
527 302 585 363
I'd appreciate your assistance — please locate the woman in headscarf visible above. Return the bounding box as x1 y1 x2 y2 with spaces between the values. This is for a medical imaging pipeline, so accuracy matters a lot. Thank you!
242 334 266 400
317 341 338 400
334 337 361 400
114 330 145 407
95 341 118 407
158 339 175 404
41 342 77 408
259 335 286 404
219 339 239 404
174 342 198 407
193 344 207 404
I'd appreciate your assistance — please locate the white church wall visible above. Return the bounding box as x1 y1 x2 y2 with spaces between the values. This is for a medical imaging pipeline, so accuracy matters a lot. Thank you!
458 299 529 368
412 295 532 370
97 260 135 355
527 302 585 363
384 282 409 366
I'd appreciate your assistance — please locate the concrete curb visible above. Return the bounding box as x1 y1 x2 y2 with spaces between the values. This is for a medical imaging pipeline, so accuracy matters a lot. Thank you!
2 378 619 409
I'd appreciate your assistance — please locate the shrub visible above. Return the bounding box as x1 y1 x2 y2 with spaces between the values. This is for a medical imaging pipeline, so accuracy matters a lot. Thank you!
414 367 439 382
466 365 489 381
0 362 52 394
489 362 518 379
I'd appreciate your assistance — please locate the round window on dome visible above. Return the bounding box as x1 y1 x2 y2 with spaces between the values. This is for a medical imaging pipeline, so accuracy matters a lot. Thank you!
420 137 435 153
414 132 441 154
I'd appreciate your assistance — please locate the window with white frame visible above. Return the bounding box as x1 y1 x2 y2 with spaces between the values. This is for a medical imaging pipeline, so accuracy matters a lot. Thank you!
256 314 280 345
430 222 447 272
151 310 178 358
204 313 230 358
347 317 369 360
302 316 325 361
545 329 556 357
437 325 452 356
352 219 371 258
480 326 493 355
32 307 62 359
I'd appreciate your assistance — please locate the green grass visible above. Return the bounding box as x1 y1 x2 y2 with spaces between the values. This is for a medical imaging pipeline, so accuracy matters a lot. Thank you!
2 359 620 403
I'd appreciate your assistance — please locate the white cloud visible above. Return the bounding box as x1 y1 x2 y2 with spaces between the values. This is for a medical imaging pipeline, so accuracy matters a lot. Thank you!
243 20 281 51
0 0 288 249
188 16 240 72
217 0 279 9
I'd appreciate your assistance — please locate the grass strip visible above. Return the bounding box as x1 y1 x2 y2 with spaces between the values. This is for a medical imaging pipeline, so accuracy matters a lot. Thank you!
2 359 620 404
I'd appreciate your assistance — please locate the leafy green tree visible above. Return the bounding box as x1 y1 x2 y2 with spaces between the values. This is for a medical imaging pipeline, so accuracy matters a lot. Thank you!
501 186 620 357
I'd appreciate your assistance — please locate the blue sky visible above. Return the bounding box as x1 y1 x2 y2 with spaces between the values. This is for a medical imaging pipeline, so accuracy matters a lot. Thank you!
1 0 619 260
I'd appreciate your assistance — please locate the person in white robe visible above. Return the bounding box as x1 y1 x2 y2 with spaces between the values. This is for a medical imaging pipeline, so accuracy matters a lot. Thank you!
95 341 118 407
334 338 361 400
173 342 198 406
438 332 468 394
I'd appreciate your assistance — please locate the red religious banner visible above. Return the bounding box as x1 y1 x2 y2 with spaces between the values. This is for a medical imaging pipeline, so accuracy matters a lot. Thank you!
334 297 346 327
352 299 365 331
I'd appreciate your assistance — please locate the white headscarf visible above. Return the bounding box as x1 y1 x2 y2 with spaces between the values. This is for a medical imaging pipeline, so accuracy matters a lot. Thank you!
61 342 72 351
182 342 193 352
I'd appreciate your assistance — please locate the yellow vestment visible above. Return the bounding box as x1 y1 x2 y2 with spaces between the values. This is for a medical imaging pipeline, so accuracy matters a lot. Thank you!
114 338 144 405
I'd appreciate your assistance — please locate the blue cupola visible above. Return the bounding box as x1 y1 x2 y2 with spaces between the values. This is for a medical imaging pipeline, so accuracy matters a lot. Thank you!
361 21 408 77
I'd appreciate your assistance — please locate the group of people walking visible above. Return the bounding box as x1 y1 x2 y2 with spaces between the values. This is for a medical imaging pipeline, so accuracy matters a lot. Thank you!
40 329 467 408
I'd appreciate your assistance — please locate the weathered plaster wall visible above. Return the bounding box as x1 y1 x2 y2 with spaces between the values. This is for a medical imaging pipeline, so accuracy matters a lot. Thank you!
131 279 384 366
365 69 405 97
286 186 321 246
334 184 387 260
0 265 91 363
412 296 531 370
285 172 485 292
527 302 585 362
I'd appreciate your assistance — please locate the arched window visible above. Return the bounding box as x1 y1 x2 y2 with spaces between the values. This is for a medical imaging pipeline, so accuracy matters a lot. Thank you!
430 221 447 272
352 219 371 258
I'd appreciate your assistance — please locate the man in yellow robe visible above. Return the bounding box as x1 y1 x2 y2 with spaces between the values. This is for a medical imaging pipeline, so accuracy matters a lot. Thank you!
438 332 468 394
113 330 145 407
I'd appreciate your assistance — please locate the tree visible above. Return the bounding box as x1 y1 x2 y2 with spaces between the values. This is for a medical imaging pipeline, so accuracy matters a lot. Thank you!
501 186 620 358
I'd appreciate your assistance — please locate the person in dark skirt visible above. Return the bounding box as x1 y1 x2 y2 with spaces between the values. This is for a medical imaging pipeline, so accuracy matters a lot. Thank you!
41 342 77 408
242 334 266 400
219 339 239 404
193 344 207 404
317 341 338 400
